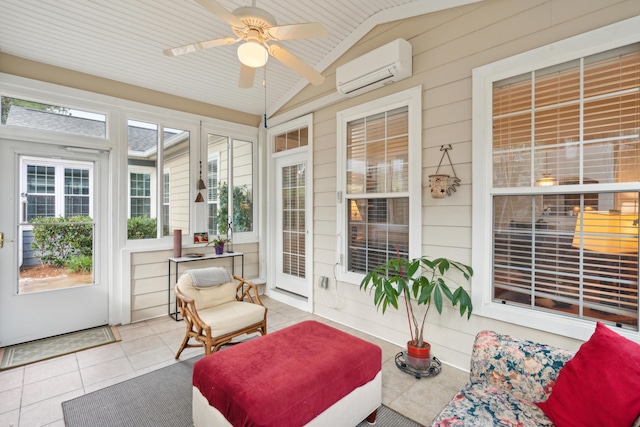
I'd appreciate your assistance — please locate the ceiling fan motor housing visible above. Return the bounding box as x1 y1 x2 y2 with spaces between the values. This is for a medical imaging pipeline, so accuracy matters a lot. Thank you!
231 6 277 40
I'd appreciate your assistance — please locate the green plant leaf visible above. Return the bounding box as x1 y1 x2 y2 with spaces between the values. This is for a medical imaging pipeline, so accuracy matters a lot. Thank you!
433 285 443 314
383 279 399 310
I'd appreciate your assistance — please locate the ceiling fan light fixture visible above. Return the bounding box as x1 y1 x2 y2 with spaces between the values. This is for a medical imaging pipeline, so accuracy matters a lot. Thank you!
237 41 268 68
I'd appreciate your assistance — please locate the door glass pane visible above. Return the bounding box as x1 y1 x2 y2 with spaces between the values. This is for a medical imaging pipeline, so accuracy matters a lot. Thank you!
282 163 305 278
20 158 94 294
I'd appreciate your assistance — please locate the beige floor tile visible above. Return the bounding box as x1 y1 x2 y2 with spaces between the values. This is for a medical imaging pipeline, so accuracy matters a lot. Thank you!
0 368 24 393
19 388 83 427
23 354 78 385
83 371 137 394
116 325 158 344
146 316 185 334
79 356 134 387
0 409 19 427
118 334 166 356
75 341 126 370
0 387 22 414
21 371 83 407
127 345 175 371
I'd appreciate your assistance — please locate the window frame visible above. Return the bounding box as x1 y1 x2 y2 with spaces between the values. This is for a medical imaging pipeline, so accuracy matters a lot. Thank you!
336 86 423 285
472 15 640 342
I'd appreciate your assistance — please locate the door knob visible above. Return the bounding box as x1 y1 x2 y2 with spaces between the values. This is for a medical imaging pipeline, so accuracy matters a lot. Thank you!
0 232 16 249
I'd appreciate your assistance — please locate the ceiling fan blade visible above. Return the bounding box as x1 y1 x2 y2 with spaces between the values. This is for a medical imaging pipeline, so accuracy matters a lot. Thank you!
267 22 329 40
163 37 236 57
268 44 325 86
238 64 256 88
193 0 246 29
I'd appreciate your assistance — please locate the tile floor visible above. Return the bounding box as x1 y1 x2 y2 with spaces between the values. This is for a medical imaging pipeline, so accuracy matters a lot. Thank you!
0 296 469 427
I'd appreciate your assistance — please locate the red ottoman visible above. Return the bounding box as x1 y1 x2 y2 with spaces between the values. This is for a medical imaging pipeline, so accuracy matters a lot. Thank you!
192 320 382 427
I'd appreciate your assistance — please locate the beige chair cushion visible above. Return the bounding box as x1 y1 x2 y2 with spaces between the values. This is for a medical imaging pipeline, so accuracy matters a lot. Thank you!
199 301 267 337
176 271 236 310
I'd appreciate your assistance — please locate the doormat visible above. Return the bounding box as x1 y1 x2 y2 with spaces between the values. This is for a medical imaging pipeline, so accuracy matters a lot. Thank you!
0 325 120 370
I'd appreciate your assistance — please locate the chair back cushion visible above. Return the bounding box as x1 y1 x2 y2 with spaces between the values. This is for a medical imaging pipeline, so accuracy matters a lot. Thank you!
177 269 236 310
187 267 233 287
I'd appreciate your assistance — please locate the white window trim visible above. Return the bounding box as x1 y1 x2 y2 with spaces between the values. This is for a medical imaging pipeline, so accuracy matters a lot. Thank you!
336 86 422 285
472 15 640 343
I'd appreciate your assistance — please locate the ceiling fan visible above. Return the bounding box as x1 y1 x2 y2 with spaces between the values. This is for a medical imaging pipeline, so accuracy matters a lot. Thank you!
163 0 329 88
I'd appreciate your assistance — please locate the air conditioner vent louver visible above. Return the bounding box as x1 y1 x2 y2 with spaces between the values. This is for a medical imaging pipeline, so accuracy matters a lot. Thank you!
336 39 412 97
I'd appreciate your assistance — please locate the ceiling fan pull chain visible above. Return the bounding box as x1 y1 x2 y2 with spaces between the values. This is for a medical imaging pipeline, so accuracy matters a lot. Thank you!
263 66 268 128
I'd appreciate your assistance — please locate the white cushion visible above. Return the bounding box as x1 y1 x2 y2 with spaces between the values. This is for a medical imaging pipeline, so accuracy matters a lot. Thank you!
199 301 266 337
177 272 236 310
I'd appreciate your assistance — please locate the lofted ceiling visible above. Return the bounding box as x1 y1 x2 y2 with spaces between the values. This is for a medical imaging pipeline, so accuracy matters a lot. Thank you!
1 0 475 118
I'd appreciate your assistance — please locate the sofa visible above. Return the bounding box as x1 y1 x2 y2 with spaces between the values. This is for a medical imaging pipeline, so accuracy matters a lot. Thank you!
431 323 640 427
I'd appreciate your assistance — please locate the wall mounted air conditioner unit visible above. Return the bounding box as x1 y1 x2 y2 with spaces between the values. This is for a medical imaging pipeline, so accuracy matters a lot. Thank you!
336 38 412 97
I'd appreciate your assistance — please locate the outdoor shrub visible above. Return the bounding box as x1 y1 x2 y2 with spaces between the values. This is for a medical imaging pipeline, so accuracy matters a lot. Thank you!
216 182 252 234
66 255 93 273
30 216 93 267
127 216 157 239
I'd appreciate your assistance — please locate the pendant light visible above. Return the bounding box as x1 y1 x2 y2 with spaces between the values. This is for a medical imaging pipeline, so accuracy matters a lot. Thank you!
535 152 557 187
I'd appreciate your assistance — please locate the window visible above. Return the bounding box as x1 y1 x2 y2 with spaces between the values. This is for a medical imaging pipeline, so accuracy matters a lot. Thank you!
336 87 422 284
207 134 254 239
207 153 219 234
162 171 170 236
275 127 308 152
473 19 640 337
127 120 190 239
129 171 151 218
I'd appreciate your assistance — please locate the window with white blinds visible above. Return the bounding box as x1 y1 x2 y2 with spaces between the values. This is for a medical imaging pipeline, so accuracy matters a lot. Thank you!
337 87 421 285
346 107 410 274
491 44 640 330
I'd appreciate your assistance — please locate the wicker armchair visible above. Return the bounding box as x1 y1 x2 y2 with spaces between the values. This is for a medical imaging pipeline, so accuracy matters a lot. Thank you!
174 267 267 359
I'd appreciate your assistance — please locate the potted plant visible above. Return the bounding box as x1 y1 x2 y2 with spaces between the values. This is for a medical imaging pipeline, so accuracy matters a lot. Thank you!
207 235 229 255
360 256 473 369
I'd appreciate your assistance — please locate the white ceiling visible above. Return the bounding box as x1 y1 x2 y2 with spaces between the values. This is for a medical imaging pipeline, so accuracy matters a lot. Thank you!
1 0 474 118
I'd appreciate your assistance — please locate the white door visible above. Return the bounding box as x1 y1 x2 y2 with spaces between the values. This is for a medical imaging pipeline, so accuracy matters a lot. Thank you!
274 152 309 297
0 140 109 347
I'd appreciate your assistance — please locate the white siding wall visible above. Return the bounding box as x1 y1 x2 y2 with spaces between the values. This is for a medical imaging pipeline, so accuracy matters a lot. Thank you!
275 0 640 369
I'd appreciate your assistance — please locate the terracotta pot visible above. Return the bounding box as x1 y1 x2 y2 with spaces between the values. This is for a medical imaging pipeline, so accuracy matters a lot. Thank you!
406 340 431 369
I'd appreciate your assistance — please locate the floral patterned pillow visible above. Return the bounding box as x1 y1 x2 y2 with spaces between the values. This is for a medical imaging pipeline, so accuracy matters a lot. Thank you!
470 330 574 402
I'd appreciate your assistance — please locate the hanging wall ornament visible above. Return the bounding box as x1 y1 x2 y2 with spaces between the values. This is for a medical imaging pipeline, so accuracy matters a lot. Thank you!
195 161 206 202
429 145 461 199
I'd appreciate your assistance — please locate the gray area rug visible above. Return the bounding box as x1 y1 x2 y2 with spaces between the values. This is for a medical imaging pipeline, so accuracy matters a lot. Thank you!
62 355 424 426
